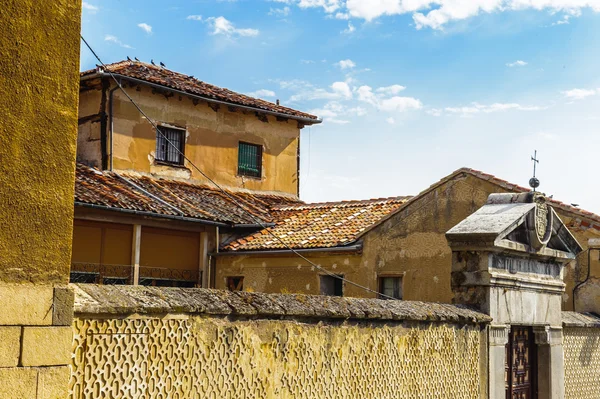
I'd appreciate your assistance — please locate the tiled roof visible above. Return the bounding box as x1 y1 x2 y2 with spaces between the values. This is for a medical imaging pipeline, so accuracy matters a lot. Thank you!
454 168 600 232
75 163 300 226
81 61 319 122
223 197 411 251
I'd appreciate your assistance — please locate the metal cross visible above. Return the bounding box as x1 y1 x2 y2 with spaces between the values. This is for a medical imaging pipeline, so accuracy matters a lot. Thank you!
531 150 539 178
529 150 540 191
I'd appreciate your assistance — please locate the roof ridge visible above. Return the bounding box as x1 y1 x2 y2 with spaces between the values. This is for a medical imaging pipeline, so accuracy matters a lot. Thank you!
80 60 320 122
273 195 412 210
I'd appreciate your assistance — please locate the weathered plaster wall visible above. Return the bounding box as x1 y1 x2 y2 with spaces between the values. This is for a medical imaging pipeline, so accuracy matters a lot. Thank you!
78 82 302 195
70 284 489 399
217 174 597 308
563 312 600 399
0 0 81 283
77 88 104 168
215 252 364 295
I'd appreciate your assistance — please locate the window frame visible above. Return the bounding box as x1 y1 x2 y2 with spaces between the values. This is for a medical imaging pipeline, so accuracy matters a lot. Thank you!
237 141 263 179
319 274 344 297
226 276 244 292
378 275 403 300
155 124 186 167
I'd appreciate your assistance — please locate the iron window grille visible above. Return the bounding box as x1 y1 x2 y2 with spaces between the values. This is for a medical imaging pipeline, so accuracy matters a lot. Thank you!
238 142 262 178
156 126 185 166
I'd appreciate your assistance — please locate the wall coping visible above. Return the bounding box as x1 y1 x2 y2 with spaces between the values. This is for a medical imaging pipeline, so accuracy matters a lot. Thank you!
562 311 600 327
72 284 491 324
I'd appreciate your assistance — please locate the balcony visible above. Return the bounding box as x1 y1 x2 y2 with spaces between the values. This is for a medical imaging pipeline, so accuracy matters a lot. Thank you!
70 262 200 287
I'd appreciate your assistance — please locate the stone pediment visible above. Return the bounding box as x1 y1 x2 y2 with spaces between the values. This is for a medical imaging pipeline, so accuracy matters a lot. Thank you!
446 192 582 261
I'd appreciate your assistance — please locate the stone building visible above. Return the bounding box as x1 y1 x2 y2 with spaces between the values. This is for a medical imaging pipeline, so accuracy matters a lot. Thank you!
71 62 600 315
216 168 600 313
72 60 320 287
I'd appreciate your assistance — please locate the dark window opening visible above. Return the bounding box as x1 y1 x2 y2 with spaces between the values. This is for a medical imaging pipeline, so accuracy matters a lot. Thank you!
238 142 262 178
320 274 343 296
156 126 185 166
227 276 244 291
379 276 402 299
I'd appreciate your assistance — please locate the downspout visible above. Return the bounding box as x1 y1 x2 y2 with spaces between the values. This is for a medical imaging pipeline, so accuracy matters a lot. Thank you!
108 80 120 171
573 240 599 311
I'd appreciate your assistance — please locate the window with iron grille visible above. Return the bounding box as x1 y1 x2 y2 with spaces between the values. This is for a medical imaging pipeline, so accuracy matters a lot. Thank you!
238 142 262 178
379 276 402 299
155 126 185 166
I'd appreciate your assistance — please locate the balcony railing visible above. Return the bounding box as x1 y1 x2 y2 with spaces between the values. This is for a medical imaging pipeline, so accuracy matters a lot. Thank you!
70 262 200 287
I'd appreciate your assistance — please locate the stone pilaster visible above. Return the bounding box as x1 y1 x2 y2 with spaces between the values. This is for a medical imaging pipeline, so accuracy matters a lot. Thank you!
534 326 564 399
488 325 509 399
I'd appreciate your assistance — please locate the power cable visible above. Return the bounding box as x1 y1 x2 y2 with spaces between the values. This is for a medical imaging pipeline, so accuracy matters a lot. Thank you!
80 35 395 300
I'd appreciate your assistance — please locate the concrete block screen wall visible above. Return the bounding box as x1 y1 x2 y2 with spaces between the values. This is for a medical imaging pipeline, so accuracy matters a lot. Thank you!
69 285 490 399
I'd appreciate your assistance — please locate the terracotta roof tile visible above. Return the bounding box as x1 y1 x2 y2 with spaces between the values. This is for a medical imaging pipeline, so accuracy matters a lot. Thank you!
81 61 319 122
75 163 300 225
222 197 412 251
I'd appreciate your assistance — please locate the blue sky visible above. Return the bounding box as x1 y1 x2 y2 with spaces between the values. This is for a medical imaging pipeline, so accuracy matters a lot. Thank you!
81 0 600 214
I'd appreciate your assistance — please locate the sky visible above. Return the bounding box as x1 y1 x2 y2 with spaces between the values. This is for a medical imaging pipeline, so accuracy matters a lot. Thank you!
80 0 600 214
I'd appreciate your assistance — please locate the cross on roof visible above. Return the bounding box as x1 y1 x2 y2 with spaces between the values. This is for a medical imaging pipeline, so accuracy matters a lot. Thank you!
529 150 540 191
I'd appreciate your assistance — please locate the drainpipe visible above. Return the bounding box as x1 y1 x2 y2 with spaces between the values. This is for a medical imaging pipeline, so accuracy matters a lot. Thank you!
573 239 600 311
108 79 120 171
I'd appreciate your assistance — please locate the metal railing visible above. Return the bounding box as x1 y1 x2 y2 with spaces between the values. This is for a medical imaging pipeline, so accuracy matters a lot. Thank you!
70 262 200 287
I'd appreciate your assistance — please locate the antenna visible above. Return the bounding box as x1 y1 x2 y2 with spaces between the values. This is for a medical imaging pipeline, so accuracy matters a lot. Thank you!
529 150 540 191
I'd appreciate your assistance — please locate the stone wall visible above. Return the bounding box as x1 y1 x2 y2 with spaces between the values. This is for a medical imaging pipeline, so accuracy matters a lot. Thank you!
563 312 600 399
70 284 490 399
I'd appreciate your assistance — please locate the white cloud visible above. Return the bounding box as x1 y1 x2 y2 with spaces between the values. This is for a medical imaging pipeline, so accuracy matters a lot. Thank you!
443 102 545 117
137 23 152 34
248 89 276 98
308 101 366 124
342 22 356 33
269 6 291 17
206 16 259 37
356 85 422 112
562 88 598 100
336 59 356 69
186 15 203 21
507 60 527 67
376 84 406 95
379 96 423 112
331 81 353 99
292 0 600 30
386 117 395 124
301 59 315 64
335 12 351 19
82 2 98 13
298 0 341 13
104 35 133 49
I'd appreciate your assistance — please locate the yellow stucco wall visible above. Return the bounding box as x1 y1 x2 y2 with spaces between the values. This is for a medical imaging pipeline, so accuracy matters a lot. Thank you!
70 315 484 398
0 0 81 283
217 174 595 307
77 82 301 195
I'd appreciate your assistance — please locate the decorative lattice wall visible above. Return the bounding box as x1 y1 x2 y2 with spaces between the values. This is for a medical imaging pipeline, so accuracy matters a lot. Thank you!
564 327 600 399
70 317 483 399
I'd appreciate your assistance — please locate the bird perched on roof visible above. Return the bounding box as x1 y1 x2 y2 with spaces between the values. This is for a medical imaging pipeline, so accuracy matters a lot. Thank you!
151 59 156 65
571 203 580 207
127 56 131 61
160 61 166 67
134 57 140 62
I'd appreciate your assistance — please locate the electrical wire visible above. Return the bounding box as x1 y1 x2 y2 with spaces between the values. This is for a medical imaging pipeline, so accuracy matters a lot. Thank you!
80 35 395 300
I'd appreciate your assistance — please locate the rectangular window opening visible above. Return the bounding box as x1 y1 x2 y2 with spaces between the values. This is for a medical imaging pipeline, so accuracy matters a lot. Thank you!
379 276 403 300
320 274 343 297
227 276 244 292
238 142 262 178
156 125 185 166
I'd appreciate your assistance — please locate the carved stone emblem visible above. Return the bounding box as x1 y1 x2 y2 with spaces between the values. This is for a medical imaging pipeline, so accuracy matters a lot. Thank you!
529 193 553 250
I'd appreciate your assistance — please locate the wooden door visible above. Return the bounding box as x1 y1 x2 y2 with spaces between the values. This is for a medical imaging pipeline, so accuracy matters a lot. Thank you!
505 326 537 399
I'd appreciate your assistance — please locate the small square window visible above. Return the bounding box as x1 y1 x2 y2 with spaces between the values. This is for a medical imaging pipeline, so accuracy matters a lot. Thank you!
320 274 343 296
238 142 262 178
156 126 185 166
379 276 402 300
227 276 244 291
